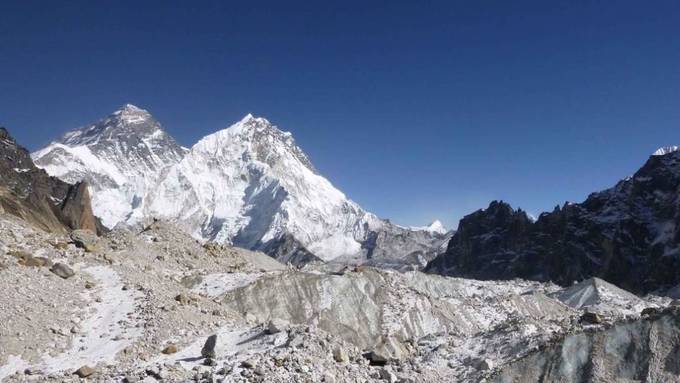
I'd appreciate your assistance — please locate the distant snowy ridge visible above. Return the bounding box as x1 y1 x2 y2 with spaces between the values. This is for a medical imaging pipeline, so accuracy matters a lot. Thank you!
33 105 448 266
653 146 680 156
409 220 448 235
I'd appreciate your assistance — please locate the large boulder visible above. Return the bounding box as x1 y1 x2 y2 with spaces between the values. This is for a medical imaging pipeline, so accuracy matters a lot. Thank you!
70 229 97 252
50 263 75 279
162 344 178 354
266 319 289 334
74 365 96 378
201 334 217 358
333 347 349 363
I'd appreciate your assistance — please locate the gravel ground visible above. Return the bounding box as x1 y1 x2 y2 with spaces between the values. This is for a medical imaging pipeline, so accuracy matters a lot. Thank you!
0 213 674 382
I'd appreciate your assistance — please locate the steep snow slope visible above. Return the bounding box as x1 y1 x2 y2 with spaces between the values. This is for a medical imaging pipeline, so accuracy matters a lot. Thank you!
146 114 377 260
32 104 187 228
147 114 446 264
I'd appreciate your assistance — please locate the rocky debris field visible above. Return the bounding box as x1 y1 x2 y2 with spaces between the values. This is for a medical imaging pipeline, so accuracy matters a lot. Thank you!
1 213 679 382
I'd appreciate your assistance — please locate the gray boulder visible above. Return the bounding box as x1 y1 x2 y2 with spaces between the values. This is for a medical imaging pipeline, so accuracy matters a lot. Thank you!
201 334 217 358
50 263 75 279
70 229 97 252
74 365 96 378
333 347 349 363
266 318 289 334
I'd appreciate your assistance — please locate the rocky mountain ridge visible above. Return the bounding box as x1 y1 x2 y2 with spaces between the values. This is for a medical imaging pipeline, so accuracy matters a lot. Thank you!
0 127 101 234
426 147 680 294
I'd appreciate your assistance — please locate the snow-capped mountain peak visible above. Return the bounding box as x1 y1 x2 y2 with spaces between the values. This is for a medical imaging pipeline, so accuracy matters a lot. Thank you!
117 103 146 113
113 103 153 123
58 104 158 147
34 109 449 267
32 105 187 228
652 146 680 156
202 114 316 174
147 114 358 260
425 220 447 234
410 220 448 234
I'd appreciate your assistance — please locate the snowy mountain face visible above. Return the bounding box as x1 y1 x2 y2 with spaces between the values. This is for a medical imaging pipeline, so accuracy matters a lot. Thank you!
146 114 447 265
426 148 680 293
146 114 374 260
32 105 187 228
33 106 448 266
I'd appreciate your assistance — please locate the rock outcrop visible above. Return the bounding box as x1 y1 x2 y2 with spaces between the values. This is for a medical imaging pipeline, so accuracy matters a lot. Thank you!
427 148 680 294
0 127 102 234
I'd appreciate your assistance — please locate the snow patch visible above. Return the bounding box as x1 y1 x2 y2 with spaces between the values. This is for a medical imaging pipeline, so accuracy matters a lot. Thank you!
192 272 267 298
39 266 142 372
0 355 29 381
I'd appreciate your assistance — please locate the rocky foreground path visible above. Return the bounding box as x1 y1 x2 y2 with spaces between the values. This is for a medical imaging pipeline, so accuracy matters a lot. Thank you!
40 266 143 373
0 265 141 379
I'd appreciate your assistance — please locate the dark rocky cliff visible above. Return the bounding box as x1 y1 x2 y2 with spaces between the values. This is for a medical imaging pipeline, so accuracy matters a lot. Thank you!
427 149 680 294
0 127 102 234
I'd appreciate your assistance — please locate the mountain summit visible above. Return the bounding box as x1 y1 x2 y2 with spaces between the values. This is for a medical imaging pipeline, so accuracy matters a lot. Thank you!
32 104 187 227
33 106 448 266
411 220 447 235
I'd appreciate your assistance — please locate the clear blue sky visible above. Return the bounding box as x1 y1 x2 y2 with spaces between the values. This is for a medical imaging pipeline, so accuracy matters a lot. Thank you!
2 1 680 228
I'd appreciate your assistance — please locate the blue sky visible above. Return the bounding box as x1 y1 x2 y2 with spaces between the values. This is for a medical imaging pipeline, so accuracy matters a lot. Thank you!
2 1 680 228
